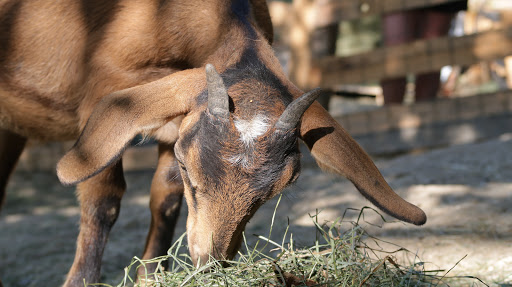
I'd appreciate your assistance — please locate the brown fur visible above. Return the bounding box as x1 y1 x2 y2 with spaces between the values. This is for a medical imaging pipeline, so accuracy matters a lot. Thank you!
0 1 426 286
0 0 231 140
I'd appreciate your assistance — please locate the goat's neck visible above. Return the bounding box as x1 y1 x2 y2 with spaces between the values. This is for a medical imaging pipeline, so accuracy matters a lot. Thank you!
206 19 299 96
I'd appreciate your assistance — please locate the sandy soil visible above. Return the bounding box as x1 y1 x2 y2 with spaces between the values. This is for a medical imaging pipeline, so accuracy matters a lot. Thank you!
1 134 511 286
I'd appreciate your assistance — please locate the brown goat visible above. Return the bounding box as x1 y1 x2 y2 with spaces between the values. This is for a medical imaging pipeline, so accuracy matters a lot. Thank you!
0 0 426 286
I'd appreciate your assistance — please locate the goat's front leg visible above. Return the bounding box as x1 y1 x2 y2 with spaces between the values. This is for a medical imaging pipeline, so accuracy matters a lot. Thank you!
138 143 184 278
64 161 126 287
0 129 27 210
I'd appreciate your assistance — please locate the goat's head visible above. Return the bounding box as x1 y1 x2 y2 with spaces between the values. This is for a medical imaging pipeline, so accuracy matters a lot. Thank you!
57 62 426 267
174 65 319 264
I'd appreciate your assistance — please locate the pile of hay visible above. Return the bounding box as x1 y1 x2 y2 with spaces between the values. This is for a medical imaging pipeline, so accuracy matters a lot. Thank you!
106 204 484 287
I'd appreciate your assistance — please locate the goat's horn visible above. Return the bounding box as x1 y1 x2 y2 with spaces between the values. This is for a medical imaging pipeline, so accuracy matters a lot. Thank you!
275 88 322 131
206 64 229 119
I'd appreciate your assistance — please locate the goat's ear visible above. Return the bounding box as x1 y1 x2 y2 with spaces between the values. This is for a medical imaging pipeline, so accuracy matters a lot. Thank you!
57 68 206 185
300 102 427 226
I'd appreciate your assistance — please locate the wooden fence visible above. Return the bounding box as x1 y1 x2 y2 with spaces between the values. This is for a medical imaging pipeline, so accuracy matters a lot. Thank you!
271 0 512 92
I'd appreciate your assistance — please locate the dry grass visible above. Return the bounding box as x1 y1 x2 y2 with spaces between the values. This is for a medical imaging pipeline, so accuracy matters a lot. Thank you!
99 198 486 287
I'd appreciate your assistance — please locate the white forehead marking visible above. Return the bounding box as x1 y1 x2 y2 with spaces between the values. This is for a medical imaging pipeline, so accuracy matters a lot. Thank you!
233 114 270 147
228 114 270 168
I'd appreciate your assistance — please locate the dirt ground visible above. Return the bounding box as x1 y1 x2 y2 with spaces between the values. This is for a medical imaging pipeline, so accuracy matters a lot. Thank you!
1 133 512 286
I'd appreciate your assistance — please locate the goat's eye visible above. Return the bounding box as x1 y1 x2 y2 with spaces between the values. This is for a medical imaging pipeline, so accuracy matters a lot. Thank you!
176 160 187 172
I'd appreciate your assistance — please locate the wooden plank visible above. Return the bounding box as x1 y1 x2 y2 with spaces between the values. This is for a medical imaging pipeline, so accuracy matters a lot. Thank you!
429 37 452 69
317 27 512 86
314 0 463 27
332 90 512 139
383 45 408 79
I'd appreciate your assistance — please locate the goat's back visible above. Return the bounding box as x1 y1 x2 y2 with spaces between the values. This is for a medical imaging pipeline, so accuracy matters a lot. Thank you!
0 0 232 140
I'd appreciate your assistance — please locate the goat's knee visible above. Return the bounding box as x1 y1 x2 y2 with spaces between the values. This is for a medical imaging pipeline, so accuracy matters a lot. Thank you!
150 184 183 225
77 180 125 232
82 194 123 229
